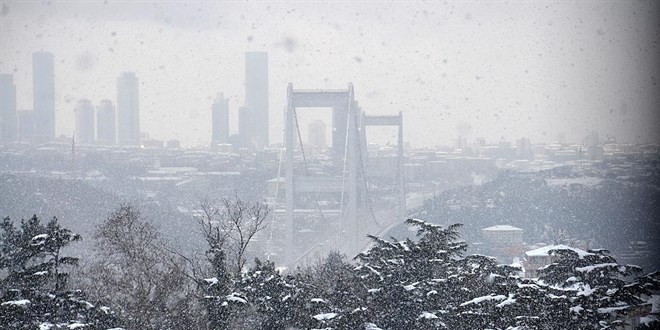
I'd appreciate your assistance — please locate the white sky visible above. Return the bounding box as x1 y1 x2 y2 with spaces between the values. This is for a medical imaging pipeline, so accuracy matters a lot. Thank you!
1 0 658 147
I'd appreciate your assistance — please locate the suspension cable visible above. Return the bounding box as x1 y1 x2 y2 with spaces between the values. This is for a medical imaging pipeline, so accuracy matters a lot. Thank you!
338 105 351 238
355 133 382 227
292 106 329 227
268 107 287 259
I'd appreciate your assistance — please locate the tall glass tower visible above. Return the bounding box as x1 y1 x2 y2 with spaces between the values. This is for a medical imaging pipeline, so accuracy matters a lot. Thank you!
116 72 140 145
244 51 268 149
75 99 94 144
96 99 116 144
33 52 55 143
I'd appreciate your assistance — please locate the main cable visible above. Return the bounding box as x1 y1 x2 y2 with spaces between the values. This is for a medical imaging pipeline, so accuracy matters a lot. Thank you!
292 106 329 228
355 132 381 227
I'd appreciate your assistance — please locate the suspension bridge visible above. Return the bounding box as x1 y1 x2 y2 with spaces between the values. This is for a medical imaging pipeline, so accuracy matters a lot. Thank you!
268 83 406 267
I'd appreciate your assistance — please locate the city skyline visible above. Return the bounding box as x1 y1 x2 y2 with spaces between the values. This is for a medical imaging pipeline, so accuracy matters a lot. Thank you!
0 1 658 147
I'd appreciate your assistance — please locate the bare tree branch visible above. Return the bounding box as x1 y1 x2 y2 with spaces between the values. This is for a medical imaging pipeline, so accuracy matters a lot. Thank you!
195 195 270 275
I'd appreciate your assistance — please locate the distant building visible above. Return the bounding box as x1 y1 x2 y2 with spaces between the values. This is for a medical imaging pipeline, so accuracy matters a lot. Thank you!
308 119 326 148
0 74 17 143
475 137 486 147
96 99 116 144
18 110 35 143
481 225 524 263
75 99 94 144
116 72 140 145
516 137 533 160
166 139 180 148
243 51 269 149
143 139 164 148
453 135 468 151
33 52 55 143
211 93 229 144
482 225 523 244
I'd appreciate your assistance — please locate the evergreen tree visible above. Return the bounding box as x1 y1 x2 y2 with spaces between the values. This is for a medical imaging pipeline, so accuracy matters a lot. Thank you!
202 249 240 330
0 215 121 329
537 247 659 329
352 219 477 329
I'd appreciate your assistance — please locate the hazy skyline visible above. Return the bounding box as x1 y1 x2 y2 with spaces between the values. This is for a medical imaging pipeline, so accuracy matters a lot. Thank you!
0 1 658 147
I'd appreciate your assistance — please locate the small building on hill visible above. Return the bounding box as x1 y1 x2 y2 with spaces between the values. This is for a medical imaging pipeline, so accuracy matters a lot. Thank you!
480 225 524 264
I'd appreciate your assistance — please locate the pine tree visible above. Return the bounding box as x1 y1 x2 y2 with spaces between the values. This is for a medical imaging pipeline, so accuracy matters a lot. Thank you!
0 215 121 329
351 219 475 329
537 247 658 329
202 249 240 330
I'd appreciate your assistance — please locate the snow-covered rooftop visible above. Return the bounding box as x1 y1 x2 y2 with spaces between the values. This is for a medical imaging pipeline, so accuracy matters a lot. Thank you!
482 225 523 231
524 244 590 257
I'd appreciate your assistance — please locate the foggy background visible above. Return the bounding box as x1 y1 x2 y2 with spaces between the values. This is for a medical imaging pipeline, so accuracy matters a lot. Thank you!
2 2 660 328
1 0 658 147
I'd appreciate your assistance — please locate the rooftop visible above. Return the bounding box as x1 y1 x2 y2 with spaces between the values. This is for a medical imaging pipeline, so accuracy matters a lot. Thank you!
525 244 590 257
482 225 523 232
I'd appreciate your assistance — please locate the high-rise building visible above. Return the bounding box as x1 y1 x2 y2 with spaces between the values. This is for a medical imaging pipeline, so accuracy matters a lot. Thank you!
33 52 55 143
18 110 35 143
244 51 268 149
0 74 17 143
453 135 468 151
211 93 229 144
116 72 140 145
96 99 116 144
308 119 326 148
516 137 533 160
238 106 250 147
75 99 94 144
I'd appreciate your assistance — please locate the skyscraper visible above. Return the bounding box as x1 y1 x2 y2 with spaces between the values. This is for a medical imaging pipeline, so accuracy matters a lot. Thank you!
96 99 116 144
116 72 140 145
238 106 250 147
75 99 94 144
211 93 229 144
33 51 55 143
244 51 268 149
0 74 17 143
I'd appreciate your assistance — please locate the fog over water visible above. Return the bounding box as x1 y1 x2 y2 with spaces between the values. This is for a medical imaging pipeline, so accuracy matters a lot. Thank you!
1 1 658 147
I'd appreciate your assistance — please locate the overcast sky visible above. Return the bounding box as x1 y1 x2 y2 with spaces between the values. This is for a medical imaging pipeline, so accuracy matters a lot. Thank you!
1 1 658 147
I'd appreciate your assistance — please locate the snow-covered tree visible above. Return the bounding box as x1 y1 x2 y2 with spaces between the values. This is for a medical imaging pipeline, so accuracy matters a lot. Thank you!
0 215 121 329
351 219 479 328
237 259 311 328
536 247 659 329
344 218 659 329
